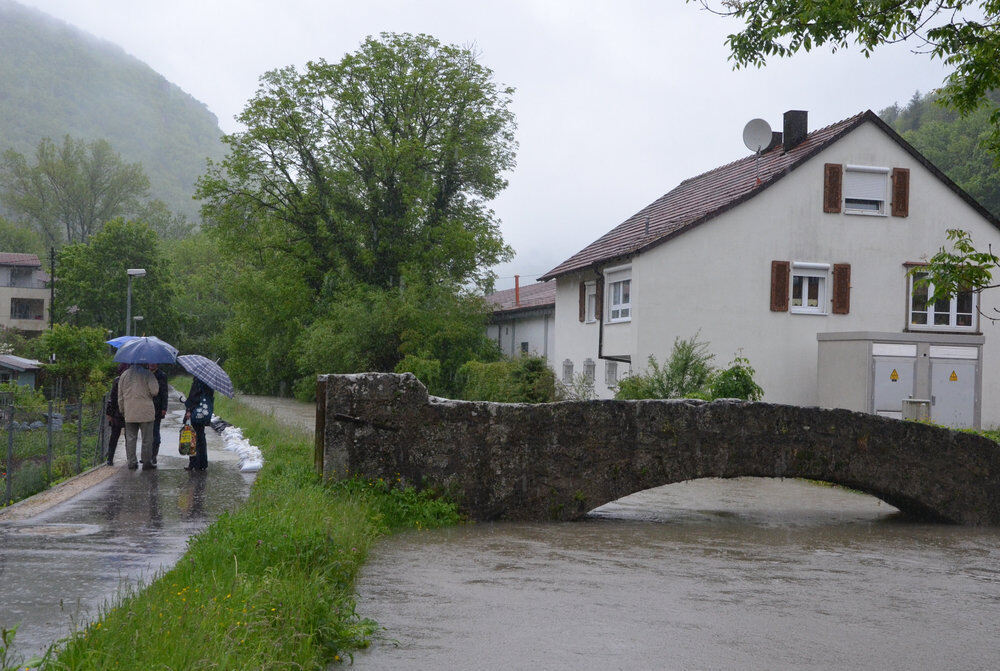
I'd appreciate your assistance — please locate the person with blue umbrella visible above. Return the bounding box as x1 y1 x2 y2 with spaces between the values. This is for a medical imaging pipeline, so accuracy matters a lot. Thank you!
114 336 177 469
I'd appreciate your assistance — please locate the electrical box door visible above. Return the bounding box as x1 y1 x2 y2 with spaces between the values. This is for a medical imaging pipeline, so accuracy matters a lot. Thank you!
930 359 977 428
872 357 915 419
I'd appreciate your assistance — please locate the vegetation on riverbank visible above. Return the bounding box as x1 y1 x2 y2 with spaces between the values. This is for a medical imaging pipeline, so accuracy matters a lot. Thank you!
45 392 462 669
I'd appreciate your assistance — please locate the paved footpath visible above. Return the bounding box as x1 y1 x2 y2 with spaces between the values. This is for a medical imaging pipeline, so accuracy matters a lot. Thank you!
0 390 255 662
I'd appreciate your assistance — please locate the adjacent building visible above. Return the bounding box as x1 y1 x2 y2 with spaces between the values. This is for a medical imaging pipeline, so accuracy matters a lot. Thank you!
0 253 48 332
485 278 555 359
540 110 1000 427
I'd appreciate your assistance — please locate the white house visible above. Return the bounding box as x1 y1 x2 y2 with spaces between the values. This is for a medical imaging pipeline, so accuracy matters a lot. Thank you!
540 110 1000 427
485 278 555 359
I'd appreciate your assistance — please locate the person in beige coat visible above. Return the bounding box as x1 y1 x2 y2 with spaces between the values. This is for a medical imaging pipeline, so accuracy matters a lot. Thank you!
117 364 161 469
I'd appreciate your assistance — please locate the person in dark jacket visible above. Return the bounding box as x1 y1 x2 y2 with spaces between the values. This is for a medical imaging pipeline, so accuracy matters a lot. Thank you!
105 363 129 465
148 363 168 466
183 376 214 471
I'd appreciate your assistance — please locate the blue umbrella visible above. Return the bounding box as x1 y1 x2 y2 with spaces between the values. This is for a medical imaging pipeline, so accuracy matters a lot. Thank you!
176 354 234 398
113 336 178 364
106 335 140 348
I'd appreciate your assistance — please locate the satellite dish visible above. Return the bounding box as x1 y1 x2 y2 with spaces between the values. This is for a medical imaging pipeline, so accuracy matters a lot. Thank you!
742 118 772 153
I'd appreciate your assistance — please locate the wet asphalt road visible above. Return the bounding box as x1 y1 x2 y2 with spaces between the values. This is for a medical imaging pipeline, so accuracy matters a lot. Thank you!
0 394 255 661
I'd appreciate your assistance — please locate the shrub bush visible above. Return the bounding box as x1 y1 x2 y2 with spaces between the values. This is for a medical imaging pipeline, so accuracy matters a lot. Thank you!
615 334 716 399
458 355 556 403
711 356 764 401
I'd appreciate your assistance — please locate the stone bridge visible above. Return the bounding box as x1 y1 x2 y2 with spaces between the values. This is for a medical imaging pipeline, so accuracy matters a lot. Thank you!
317 373 1000 525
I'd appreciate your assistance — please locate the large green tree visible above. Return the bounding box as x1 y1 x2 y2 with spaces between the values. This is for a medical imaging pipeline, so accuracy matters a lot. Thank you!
54 218 176 338
197 32 515 294
0 135 150 247
700 0 1000 152
198 33 517 394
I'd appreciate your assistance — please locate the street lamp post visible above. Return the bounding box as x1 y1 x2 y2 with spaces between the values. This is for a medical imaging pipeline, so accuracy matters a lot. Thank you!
132 315 143 336
125 268 146 336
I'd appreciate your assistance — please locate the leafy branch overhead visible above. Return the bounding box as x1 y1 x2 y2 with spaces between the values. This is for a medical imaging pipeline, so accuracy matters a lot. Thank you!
914 228 1000 320
697 0 1000 154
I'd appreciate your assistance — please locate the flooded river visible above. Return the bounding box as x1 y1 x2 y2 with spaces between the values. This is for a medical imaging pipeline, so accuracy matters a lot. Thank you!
354 477 1000 670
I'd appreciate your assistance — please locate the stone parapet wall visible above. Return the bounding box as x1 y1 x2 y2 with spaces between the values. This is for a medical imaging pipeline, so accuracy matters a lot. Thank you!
320 373 1000 525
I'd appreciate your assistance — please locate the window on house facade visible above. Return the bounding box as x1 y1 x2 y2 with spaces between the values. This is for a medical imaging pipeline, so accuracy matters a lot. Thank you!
790 262 829 314
909 271 976 331
583 358 595 382
562 359 574 384
843 165 889 215
605 361 618 387
606 267 631 322
520 341 529 353
585 282 597 323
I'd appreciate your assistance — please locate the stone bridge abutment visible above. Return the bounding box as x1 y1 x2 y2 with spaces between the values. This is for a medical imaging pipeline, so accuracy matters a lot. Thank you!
318 373 1000 525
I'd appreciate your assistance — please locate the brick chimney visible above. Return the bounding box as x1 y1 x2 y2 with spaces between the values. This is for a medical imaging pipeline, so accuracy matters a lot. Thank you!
514 275 520 306
783 110 808 151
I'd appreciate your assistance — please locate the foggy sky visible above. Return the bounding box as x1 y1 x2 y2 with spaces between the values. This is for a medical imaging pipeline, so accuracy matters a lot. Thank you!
20 0 951 288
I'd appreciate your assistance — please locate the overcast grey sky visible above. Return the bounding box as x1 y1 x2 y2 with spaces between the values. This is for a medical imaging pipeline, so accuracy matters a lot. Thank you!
21 0 949 287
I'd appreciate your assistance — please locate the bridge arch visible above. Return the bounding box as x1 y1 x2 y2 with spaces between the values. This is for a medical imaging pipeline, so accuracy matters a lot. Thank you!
319 373 1000 525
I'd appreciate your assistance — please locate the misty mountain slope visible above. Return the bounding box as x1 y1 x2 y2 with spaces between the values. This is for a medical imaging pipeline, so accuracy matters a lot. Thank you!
0 0 225 220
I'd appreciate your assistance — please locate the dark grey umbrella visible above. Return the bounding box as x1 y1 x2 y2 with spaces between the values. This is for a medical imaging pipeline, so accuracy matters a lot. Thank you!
177 355 235 398
113 336 178 364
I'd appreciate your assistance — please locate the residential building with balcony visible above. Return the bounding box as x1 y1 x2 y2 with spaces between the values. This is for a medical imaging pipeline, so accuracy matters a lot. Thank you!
0 253 49 332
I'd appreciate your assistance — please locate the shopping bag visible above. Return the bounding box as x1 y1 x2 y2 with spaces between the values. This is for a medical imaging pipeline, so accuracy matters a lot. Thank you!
178 423 194 456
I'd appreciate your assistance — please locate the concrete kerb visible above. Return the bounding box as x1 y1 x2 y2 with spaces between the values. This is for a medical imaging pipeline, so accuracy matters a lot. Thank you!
0 463 118 523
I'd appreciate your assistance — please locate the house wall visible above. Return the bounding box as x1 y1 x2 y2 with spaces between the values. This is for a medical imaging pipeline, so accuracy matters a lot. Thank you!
553 121 1000 424
488 311 554 359
0 285 49 331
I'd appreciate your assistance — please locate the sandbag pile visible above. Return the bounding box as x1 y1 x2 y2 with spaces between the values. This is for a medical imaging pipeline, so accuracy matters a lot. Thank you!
220 424 264 472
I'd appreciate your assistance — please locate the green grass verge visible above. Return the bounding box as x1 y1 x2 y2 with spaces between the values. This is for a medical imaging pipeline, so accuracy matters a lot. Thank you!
40 391 462 669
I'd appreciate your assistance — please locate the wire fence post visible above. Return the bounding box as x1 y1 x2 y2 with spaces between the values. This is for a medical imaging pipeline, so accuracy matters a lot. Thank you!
6 401 14 505
96 400 106 465
46 398 54 483
76 402 83 473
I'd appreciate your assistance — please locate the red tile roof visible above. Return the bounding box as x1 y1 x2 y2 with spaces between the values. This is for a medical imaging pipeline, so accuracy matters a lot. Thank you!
485 280 555 313
0 253 42 267
542 110 906 280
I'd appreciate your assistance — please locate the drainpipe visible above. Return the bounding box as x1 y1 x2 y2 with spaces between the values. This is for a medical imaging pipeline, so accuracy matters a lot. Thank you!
595 267 631 365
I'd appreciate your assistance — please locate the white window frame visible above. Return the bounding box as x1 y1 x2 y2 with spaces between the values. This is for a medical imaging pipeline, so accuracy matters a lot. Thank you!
585 282 597 323
908 270 978 332
790 262 830 315
843 165 889 216
605 266 632 323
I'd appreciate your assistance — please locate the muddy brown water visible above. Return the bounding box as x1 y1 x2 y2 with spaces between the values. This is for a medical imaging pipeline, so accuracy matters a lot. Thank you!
354 477 1000 670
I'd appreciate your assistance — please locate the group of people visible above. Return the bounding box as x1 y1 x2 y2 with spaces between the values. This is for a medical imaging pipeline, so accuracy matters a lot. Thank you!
105 365 215 471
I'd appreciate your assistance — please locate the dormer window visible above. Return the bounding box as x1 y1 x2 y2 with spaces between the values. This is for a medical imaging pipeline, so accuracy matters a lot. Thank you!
843 165 889 216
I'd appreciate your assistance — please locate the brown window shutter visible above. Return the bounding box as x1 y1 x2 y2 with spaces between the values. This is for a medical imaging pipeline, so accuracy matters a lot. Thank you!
832 263 851 314
578 281 586 322
823 163 842 213
891 168 910 217
595 277 604 321
770 261 790 312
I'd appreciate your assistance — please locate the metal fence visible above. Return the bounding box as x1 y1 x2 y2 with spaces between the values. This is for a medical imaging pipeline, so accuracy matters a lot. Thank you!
0 396 106 507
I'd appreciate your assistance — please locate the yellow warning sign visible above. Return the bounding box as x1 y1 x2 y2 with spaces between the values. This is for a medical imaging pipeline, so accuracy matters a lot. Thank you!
950 370 958 382
890 369 899 382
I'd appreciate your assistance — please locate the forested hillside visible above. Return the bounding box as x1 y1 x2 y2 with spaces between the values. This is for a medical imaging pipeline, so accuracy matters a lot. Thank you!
880 91 1000 219
0 0 224 220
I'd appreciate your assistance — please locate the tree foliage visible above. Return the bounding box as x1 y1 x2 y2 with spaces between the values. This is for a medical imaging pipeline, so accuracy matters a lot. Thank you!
880 90 1000 217
197 32 515 295
0 0 226 220
200 33 517 394
700 0 1000 153
0 214 44 255
35 324 110 399
54 218 176 338
615 335 717 400
0 136 150 246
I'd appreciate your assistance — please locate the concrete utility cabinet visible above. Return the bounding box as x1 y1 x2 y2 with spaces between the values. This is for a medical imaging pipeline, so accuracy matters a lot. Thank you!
817 331 984 428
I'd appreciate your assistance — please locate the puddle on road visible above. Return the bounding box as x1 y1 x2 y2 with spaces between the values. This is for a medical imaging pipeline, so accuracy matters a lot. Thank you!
12 523 102 537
